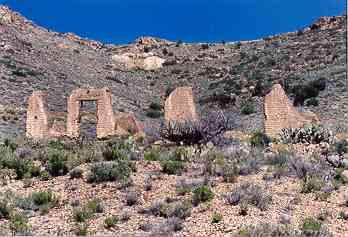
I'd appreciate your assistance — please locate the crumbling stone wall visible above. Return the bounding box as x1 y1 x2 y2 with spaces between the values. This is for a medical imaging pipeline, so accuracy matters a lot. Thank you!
66 88 115 138
26 87 145 140
26 91 49 139
114 113 144 137
264 84 315 137
164 87 198 124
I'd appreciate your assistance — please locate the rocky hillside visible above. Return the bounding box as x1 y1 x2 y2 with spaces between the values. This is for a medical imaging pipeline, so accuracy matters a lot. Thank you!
0 5 347 138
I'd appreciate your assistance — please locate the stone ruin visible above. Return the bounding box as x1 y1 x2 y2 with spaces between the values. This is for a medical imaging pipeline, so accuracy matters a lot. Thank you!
26 88 143 140
264 84 319 138
27 84 319 140
164 87 198 124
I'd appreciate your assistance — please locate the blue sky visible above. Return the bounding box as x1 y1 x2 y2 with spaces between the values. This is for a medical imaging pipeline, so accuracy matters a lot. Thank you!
1 0 346 44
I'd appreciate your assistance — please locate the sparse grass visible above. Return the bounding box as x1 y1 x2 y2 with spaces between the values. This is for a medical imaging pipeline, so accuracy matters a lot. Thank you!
211 212 223 223
227 182 272 211
104 215 118 229
192 185 214 206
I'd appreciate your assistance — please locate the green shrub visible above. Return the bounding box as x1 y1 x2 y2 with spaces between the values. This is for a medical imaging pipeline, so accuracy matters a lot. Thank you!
75 223 88 236
104 215 118 229
9 212 31 235
69 167 84 179
160 159 185 175
145 110 162 118
46 149 69 176
192 185 214 206
0 146 37 179
159 200 192 220
149 102 161 111
333 140 348 155
31 190 57 207
293 77 326 106
301 217 322 236
211 212 223 223
227 182 272 211
250 130 271 147
279 124 333 145
0 199 12 219
301 175 325 193
86 199 104 213
238 223 299 237
144 149 160 161
306 97 319 106
87 161 131 184
241 102 256 115
73 208 93 223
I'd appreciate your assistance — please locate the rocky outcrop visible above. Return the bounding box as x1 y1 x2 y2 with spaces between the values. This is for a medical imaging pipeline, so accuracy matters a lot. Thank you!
112 52 165 71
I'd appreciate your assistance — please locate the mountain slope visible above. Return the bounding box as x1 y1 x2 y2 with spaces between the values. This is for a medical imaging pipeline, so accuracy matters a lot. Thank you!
0 5 347 138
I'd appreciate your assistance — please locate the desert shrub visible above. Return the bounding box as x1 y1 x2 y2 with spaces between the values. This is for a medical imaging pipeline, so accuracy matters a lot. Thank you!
175 178 205 195
209 147 264 178
0 146 37 179
87 161 131 184
238 223 300 237
159 149 187 175
75 223 88 236
333 140 348 155
14 190 58 214
144 175 153 191
102 138 135 161
160 111 230 145
160 159 185 175
280 124 334 145
192 185 214 206
250 130 271 147
155 217 183 233
211 212 223 223
0 199 12 219
104 215 118 229
69 167 84 179
144 149 160 161
292 77 326 106
159 200 192 220
241 102 256 115
86 199 104 214
73 202 97 223
3 138 18 152
301 217 326 236
146 110 162 118
301 175 325 193
125 191 139 206
306 97 319 106
226 182 272 211
146 102 163 118
9 212 31 235
31 190 58 207
46 149 69 176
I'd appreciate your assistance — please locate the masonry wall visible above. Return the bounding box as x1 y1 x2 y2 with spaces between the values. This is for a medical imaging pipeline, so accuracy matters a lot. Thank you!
164 87 198 124
66 88 115 138
26 91 49 139
264 84 312 137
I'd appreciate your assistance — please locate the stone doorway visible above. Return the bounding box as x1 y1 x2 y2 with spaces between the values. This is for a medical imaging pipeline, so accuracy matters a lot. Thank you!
66 88 115 138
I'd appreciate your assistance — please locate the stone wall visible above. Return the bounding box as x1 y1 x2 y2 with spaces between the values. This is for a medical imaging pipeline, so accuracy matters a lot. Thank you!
26 88 145 140
26 91 49 139
66 88 115 138
164 87 198 124
264 84 315 138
